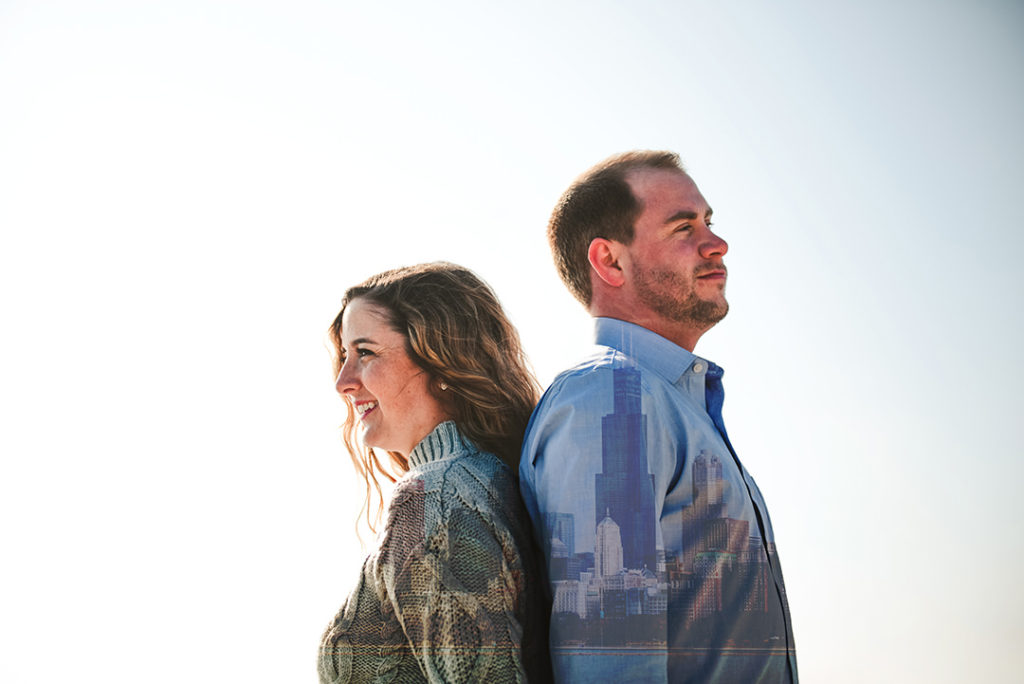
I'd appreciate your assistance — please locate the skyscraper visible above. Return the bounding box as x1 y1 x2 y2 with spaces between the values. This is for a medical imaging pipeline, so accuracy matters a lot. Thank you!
544 512 576 557
594 366 658 570
693 449 725 518
595 511 624 577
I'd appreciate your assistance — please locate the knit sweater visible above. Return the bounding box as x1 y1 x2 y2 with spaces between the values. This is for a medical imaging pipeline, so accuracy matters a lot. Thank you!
318 421 551 683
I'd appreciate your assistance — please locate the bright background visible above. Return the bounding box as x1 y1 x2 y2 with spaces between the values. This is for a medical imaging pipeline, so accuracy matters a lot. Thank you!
2 1 1021 682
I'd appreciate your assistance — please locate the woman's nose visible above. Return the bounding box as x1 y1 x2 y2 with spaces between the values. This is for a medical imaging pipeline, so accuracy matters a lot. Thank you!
335 359 359 395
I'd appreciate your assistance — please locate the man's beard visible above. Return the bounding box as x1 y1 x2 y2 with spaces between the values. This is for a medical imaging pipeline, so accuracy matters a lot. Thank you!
634 264 729 328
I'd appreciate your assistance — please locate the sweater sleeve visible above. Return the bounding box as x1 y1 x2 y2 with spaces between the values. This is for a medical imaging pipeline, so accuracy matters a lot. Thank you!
374 472 527 684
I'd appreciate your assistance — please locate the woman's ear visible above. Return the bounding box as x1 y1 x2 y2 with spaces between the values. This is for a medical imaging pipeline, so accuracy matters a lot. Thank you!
587 238 626 288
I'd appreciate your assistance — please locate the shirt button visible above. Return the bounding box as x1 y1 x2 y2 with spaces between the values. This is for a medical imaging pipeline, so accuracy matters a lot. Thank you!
692 362 705 373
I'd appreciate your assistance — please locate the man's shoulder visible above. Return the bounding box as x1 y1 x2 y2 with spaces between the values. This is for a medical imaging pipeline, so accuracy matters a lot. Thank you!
543 342 677 397
528 346 680 435
538 345 637 401
552 343 627 379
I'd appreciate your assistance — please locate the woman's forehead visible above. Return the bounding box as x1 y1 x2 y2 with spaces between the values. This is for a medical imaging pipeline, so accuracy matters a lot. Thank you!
341 298 398 344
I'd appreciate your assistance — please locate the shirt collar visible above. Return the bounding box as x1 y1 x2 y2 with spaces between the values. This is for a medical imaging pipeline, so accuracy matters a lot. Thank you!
593 317 705 384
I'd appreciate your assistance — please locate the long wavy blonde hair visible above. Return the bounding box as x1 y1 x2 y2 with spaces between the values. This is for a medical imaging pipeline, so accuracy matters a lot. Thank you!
329 262 540 534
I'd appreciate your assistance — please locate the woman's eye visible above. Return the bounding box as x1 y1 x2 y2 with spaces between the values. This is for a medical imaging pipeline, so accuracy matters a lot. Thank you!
356 348 374 358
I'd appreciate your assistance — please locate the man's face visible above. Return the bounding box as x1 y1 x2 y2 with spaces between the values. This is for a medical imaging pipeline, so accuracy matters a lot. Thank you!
623 168 729 333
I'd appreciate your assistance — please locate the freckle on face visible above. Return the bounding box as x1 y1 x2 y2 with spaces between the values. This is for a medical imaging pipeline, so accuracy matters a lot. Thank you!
339 297 449 456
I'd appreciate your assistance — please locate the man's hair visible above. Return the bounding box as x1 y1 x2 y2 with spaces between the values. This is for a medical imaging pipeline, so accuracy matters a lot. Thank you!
547 150 685 306
329 262 540 534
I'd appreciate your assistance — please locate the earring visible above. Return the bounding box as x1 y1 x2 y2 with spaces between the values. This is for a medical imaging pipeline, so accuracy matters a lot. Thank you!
440 382 449 391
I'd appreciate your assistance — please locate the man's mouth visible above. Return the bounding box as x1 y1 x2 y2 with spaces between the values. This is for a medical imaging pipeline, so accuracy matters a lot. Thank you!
696 268 727 280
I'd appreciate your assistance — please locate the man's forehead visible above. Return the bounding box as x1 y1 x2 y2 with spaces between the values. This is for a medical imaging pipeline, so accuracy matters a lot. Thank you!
625 167 709 213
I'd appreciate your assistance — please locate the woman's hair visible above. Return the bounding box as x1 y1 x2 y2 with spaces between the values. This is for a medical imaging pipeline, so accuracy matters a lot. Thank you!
328 262 540 533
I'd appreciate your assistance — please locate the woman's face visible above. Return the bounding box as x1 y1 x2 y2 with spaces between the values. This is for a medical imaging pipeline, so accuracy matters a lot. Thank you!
335 297 450 457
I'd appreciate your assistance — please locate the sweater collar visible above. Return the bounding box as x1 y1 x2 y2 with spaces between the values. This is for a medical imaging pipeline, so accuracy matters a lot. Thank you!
407 420 471 470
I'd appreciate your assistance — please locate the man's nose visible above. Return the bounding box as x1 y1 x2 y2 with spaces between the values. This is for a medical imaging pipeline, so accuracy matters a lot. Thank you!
699 226 728 259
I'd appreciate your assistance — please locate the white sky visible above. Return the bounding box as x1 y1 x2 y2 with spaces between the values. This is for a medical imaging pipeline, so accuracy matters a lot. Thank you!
1 1 1022 682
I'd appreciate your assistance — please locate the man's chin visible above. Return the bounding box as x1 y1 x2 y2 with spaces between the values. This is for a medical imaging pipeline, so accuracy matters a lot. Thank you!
691 299 728 327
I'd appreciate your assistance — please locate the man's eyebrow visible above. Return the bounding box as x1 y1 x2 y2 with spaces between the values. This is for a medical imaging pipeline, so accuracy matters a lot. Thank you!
664 208 714 224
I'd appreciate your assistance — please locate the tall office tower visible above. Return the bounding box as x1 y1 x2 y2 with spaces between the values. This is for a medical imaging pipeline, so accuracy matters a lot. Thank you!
550 537 570 581
595 511 624 577
693 449 725 518
703 517 750 555
545 512 576 558
595 366 658 570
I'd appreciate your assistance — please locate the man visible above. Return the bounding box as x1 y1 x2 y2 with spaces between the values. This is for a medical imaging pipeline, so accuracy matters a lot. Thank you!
520 151 798 682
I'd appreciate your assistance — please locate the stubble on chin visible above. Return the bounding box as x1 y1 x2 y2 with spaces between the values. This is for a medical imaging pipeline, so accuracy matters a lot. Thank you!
634 266 729 329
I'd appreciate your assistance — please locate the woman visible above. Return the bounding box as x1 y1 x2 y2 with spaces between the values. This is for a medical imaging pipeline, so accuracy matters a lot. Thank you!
318 262 551 684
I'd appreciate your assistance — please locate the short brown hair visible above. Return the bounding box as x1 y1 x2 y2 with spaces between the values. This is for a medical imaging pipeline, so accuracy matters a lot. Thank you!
548 150 685 306
329 262 540 533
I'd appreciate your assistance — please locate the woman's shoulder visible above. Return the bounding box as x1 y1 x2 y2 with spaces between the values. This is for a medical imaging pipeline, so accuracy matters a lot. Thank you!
407 446 513 506
385 422 522 527
376 448 523 574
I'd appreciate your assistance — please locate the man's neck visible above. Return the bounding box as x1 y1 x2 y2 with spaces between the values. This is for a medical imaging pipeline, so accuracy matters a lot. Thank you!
589 305 706 352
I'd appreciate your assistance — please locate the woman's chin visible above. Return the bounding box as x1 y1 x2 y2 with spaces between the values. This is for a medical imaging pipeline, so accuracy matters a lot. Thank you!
359 425 378 449
361 428 393 454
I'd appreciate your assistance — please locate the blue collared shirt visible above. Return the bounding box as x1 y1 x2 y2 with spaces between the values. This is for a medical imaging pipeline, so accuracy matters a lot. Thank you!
520 318 797 682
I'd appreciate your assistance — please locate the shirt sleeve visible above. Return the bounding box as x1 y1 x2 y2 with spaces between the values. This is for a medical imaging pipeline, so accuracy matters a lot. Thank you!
374 474 528 684
521 366 670 682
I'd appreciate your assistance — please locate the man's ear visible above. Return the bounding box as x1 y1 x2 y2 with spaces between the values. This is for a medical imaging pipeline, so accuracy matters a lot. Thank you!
588 238 626 288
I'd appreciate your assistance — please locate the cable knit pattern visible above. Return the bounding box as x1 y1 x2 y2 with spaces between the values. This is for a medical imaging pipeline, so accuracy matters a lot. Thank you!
318 422 551 683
